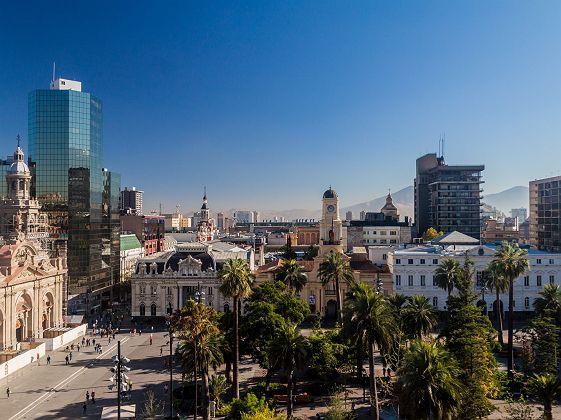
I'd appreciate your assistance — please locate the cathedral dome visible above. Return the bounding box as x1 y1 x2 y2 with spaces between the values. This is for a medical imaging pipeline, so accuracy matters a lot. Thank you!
8 160 30 175
323 188 337 199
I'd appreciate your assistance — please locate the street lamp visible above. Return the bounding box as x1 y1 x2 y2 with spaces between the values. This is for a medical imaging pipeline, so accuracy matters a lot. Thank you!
164 324 176 420
108 341 131 420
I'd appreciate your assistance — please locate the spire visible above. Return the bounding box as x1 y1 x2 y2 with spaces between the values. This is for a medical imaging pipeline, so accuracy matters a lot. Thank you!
203 186 207 201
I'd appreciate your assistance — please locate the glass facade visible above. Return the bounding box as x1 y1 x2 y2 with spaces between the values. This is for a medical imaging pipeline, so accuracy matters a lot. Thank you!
530 177 561 252
28 87 120 303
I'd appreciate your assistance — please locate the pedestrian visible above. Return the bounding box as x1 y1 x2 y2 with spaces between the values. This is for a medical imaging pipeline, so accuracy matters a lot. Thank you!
113 333 116 340
6 387 10 398
71 343 74 351
91 390 95 404
108 336 111 344
86 390 90 401
164 383 168 393
82 337 85 346
47 355 51 365
69 352 72 361
77 344 80 352
160 347 163 357
93 339 96 346
99 346 103 354
83 402 87 414
65 355 69 365
149 336 152 346
139 329 142 336
37 352 40 365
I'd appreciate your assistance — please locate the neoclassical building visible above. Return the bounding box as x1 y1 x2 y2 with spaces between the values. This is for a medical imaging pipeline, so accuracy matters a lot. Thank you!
255 188 390 319
0 144 66 351
131 241 253 317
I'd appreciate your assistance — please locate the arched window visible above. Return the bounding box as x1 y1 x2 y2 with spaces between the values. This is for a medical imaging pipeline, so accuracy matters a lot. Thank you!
151 303 157 316
224 303 230 313
432 297 438 308
139 285 146 294
139 303 146 316
524 297 530 309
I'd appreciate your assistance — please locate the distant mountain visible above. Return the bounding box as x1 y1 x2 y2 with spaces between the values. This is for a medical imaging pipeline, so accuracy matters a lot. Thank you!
483 186 529 215
341 186 414 220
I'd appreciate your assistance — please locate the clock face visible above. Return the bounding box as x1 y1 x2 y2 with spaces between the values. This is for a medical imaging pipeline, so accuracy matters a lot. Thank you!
327 204 335 213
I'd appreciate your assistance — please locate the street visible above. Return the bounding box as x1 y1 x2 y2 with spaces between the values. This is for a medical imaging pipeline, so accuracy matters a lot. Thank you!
1 330 177 419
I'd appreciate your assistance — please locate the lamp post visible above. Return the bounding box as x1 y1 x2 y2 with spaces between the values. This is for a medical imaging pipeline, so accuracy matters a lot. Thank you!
165 318 175 419
192 283 205 420
109 341 130 420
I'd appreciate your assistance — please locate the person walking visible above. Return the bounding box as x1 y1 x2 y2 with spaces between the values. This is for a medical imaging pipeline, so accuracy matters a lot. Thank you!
91 390 95 404
69 352 72 362
149 334 153 345
65 355 69 365
160 347 163 357
86 390 90 402
6 387 10 398
47 355 51 365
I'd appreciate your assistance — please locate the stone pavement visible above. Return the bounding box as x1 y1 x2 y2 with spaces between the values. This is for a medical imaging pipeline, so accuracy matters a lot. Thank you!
1 330 178 419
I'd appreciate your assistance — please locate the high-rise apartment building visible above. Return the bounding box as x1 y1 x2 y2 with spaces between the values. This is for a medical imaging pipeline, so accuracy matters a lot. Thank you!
28 78 120 312
121 186 143 214
511 208 528 224
530 176 561 252
414 153 484 239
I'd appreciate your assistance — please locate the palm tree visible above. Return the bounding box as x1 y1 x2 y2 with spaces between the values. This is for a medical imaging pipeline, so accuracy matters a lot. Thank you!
485 260 510 345
402 295 438 340
209 375 230 410
529 373 561 420
219 258 254 399
344 282 394 419
318 252 355 323
397 340 464 419
534 283 561 322
492 242 529 382
172 300 222 420
267 322 309 419
434 258 460 313
276 259 308 293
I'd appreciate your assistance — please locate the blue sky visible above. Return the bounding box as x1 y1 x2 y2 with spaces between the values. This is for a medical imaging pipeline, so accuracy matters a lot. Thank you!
0 1 560 213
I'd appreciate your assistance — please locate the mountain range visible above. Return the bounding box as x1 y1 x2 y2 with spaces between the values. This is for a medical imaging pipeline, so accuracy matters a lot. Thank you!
256 185 529 222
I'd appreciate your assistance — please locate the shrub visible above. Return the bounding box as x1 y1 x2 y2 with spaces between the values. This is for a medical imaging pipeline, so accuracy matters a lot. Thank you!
229 393 271 420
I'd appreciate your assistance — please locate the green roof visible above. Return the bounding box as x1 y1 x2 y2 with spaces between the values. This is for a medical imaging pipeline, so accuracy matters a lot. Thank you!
120 234 142 251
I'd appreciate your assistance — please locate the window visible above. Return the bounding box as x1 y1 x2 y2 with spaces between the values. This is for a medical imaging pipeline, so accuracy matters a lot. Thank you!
550 259 555 265
476 271 485 288
537 275 542 287
408 259 414 265
139 285 146 294
380 239 387 244
208 287 213 295
139 303 146 316
550 275 555 285
408 275 414 287
395 275 401 286
151 285 157 295
167 287 172 295
524 297 530 309
395 259 401 265
390 239 397 244
433 259 438 265
537 259 542 265
382 254 387 260
524 276 529 287
390 231 397 235
420 275 426 287
433 296 438 308
420 259 425 265
432 275 438 286
380 231 387 235
151 303 157 316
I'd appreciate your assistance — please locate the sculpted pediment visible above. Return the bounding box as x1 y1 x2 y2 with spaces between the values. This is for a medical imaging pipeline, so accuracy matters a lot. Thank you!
178 255 203 276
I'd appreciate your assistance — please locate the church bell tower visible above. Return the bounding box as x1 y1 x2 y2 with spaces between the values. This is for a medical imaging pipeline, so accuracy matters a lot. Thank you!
319 187 343 255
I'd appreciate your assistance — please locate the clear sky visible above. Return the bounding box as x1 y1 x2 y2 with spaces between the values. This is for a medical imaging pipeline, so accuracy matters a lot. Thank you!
1 1 560 213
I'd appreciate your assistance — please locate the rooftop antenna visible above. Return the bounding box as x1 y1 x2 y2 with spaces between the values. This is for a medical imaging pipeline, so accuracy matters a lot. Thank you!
52 62 56 82
159 202 162 216
442 132 446 159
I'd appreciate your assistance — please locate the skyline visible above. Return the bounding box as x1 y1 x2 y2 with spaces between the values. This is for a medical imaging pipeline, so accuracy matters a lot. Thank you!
1 1 560 212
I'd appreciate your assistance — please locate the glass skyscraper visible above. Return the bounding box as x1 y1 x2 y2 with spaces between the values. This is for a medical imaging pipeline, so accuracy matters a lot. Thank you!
28 79 120 313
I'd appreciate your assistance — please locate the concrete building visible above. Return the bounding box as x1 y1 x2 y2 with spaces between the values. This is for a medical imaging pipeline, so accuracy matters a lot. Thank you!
121 187 143 215
415 153 484 239
233 210 259 224
163 213 181 232
121 214 165 256
29 78 120 311
120 234 144 281
388 231 561 314
481 218 520 243
511 208 527 224
530 176 561 252
345 211 353 221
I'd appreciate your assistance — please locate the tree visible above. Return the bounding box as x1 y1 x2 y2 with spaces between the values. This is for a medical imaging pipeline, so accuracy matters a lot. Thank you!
402 295 438 340
492 242 529 382
173 300 223 420
434 259 460 314
485 261 510 345
276 259 308 293
529 373 561 420
267 322 309 419
219 258 254 399
397 340 464 419
303 245 318 261
526 315 559 375
344 282 394 419
141 390 165 419
422 227 444 242
209 375 230 409
318 252 355 323
533 283 561 322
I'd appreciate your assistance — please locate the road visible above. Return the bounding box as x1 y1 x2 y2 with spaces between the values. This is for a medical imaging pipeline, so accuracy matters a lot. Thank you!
1 330 178 419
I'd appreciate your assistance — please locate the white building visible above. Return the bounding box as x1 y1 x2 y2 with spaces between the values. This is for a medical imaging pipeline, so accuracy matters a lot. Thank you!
388 231 561 313
120 234 144 281
130 240 253 317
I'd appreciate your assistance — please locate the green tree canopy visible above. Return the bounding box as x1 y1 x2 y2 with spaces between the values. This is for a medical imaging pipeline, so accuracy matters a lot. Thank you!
422 227 444 242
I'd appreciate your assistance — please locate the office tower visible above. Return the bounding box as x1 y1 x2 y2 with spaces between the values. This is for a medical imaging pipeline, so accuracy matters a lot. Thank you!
216 212 224 230
415 153 484 239
345 211 353 221
121 186 143 214
359 210 366 221
28 78 120 312
511 208 527 224
530 176 561 252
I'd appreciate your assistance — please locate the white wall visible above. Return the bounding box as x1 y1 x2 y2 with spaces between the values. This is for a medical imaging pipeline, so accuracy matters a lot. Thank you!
37 324 87 351
0 342 46 381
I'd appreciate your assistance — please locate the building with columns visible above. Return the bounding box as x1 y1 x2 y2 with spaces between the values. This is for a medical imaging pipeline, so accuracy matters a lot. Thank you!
0 144 66 351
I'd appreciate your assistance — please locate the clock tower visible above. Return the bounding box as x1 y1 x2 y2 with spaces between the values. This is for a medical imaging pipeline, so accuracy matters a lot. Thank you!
319 187 343 254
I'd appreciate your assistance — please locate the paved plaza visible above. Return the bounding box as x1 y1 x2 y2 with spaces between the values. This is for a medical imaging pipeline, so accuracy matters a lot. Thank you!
1 330 176 419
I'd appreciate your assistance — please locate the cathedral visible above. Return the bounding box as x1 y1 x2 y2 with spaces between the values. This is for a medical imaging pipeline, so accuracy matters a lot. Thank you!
196 189 216 242
0 143 66 352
